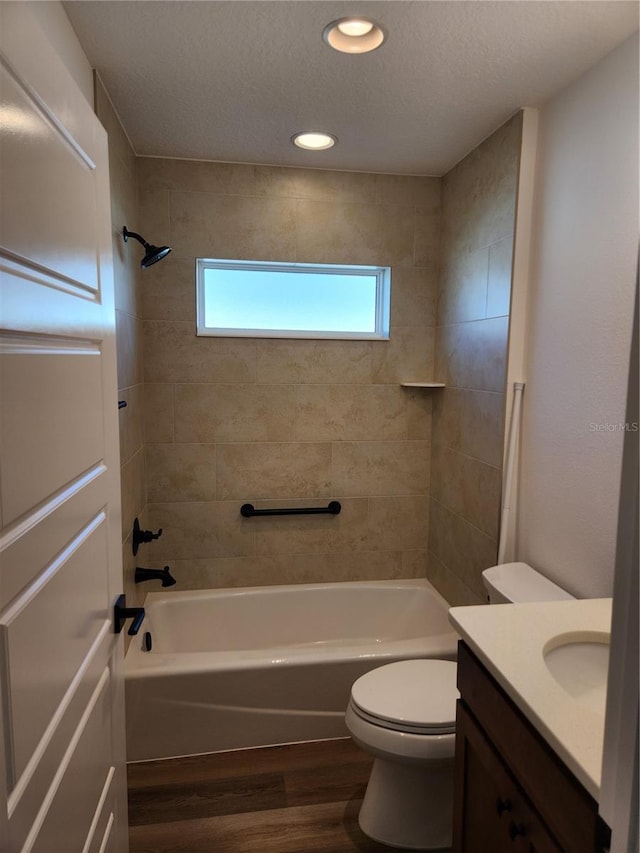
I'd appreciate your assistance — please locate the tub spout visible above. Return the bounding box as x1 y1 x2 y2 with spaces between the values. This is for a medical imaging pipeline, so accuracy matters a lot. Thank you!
135 565 176 587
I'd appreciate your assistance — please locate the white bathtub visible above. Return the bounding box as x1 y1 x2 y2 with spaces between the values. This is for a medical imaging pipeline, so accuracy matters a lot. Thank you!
125 578 458 761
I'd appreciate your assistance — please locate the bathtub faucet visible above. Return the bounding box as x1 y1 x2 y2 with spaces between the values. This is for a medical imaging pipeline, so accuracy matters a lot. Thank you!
135 565 176 587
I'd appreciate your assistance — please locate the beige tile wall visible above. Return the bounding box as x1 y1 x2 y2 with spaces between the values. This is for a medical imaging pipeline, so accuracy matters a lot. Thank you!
97 92 520 602
137 158 440 590
428 113 523 605
94 76 148 613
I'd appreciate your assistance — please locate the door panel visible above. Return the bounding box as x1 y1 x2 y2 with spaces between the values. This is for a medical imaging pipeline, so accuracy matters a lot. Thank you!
0 465 106 610
0 60 100 292
83 766 117 853
0 5 97 164
3 515 108 782
29 671 112 853
0 338 105 527
0 4 128 851
7 622 110 852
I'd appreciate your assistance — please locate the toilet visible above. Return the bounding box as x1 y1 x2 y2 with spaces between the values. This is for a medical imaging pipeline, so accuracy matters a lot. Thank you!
345 562 574 850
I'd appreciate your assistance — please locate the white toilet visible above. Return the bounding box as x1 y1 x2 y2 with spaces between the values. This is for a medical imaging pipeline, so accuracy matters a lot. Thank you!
345 562 574 850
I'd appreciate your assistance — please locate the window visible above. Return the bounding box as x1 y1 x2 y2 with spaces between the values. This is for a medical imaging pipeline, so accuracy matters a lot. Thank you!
196 259 390 340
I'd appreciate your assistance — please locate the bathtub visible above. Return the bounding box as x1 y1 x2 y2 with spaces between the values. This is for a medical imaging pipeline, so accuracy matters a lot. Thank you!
124 578 458 761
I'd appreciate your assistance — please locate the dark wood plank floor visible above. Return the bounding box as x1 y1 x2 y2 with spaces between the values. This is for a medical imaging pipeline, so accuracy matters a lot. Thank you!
127 738 452 852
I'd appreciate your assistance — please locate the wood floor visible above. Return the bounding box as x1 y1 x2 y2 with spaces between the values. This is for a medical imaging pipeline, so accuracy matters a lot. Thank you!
127 738 451 853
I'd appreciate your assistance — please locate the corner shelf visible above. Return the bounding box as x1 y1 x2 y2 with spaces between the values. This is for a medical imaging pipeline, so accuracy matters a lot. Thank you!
400 382 446 389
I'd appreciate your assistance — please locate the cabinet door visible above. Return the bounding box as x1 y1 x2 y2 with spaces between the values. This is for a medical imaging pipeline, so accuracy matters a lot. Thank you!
453 702 562 853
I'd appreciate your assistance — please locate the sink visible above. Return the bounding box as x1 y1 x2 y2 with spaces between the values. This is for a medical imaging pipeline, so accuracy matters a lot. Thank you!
543 631 610 715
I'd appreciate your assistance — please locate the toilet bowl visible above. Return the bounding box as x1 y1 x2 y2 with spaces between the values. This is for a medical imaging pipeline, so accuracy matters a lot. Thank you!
346 562 574 850
345 659 458 850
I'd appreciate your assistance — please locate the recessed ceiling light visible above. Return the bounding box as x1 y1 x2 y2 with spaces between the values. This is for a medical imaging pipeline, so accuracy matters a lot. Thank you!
322 17 385 54
337 19 373 37
292 132 337 151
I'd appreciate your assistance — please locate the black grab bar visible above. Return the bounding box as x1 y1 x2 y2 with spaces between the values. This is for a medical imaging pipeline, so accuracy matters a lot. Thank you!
241 501 341 518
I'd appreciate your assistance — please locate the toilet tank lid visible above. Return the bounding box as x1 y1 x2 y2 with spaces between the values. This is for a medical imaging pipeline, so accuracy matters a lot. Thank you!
482 562 575 602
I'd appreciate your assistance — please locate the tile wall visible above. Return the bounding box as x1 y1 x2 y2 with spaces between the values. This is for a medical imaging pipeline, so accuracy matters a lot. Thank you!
136 160 441 589
99 92 521 601
95 76 148 611
427 113 523 605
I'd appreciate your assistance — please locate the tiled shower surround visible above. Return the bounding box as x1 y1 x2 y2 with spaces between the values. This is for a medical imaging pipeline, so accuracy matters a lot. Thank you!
138 161 440 589
429 114 523 604
102 97 522 602
95 78 148 619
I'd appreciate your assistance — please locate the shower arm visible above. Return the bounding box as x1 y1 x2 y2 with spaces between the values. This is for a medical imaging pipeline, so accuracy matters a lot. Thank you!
122 227 150 249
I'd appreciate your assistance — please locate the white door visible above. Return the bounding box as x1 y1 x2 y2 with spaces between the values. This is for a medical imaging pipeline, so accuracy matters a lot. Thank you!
0 5 129 852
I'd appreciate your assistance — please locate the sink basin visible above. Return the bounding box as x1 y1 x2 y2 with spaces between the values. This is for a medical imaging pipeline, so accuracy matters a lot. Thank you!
543 631 610 715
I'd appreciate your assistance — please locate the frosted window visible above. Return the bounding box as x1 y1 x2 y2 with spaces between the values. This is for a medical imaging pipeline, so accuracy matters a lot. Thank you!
196 259 390 340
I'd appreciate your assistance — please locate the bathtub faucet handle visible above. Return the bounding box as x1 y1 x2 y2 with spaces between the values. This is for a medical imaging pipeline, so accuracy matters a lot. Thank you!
132 517 163 555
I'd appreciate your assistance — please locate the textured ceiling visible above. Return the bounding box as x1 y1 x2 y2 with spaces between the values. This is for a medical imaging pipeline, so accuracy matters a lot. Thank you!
64 1 638 175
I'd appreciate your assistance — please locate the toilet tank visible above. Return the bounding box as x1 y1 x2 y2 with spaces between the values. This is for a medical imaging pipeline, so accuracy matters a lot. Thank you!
482 562 575 604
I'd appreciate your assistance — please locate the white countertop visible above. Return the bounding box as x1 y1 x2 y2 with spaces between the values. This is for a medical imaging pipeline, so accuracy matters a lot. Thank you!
449 598 612 800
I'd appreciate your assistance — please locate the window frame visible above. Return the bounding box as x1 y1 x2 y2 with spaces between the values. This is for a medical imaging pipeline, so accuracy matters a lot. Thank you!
196 258 391 340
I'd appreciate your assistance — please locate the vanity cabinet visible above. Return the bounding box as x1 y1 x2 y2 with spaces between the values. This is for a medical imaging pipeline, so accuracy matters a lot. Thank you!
453 642 610 853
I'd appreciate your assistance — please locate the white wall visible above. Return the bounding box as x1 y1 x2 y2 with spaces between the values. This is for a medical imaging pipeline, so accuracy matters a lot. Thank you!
516 35 638 598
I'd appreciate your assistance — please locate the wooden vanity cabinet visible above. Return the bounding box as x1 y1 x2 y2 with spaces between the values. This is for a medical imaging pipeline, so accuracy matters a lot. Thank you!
453 642 611 853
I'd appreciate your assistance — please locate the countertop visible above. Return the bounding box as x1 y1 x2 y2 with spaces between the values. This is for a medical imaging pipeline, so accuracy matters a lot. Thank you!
448 598 612 800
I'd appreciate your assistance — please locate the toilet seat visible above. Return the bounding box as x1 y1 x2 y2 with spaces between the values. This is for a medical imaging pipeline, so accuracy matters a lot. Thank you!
350 659 458 735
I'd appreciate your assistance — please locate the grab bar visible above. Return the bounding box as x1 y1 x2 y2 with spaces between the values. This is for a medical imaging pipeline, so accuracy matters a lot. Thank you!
240 501 341 518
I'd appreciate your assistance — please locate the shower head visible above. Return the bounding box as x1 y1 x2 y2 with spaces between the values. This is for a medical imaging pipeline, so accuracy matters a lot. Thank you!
123 226 171 268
